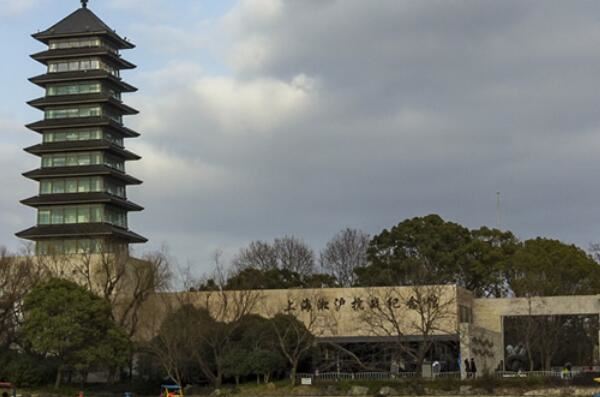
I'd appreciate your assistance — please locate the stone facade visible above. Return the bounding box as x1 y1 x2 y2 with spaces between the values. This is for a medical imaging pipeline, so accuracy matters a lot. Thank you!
137 285 600 374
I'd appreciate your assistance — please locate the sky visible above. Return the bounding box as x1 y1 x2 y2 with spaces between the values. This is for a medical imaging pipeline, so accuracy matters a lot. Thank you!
1 0 600 272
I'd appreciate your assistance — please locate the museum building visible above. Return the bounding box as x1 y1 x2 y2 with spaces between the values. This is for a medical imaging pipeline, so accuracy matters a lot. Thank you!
16 0 147 255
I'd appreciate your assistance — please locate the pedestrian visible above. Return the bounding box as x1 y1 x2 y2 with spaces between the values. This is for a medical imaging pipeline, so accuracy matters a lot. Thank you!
470 358 477 378
464 358 471 379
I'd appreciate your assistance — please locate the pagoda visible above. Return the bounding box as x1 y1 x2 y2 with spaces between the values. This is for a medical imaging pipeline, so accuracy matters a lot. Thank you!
17 0 147 255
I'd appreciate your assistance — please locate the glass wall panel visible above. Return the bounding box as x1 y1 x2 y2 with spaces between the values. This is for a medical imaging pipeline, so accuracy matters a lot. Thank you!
37 205 126 228
41 152 104 168
44 128 103 143
47 82 101 96
40 177 103 195
66 180 77 193
48 58 119 77
36 238 127 256
48 37 117 53
64 208 77 224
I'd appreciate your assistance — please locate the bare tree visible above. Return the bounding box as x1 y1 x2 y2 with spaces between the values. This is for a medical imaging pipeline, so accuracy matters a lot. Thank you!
0 248 40 347
232 241 278 271
231 236 315 279
274 236 315 277
320 228 369 287
166 255 263 387
145 297 193 388
270 312 315 386
46 248 173 339
360 285 456 375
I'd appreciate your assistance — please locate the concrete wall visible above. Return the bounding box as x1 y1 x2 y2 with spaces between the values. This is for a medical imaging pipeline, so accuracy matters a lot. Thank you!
137 285 461 341
472 295 600 366
472 295 600 333
459 323 503 378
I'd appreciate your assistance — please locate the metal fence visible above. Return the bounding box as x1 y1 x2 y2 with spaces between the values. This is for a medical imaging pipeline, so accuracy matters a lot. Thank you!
497 370 581 378
297 370 580 383
296 371 462 383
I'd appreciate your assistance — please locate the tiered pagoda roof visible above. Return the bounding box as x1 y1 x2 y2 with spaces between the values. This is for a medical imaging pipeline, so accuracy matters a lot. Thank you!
16 2 147 253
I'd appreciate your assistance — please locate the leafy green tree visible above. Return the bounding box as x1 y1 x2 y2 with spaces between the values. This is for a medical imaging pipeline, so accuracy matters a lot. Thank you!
359 214 471 285
506 238 600 296
357 215 517 296
21 278 129 388
456 227 519 297
232 315 286 383
222 347 250 385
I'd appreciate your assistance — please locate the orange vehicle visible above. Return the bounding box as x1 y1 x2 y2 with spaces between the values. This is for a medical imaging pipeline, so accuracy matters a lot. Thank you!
161 385 183 397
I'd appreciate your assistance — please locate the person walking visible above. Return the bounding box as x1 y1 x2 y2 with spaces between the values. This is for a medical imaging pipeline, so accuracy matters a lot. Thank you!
470 358 478 378
464 358 471 379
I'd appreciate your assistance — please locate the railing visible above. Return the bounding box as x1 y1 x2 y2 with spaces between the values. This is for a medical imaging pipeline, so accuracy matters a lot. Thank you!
497 370 581 378
296 371 463 383
297 370 580 383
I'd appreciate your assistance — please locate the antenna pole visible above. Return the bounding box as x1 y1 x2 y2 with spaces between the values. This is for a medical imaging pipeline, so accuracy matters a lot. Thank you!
496 191 501 230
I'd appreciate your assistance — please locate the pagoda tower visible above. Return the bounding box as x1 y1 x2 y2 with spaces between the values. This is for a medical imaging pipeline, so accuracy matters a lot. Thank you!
17 1 147 255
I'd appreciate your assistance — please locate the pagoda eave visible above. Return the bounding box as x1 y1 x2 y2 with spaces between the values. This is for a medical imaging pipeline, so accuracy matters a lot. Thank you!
16 224 147 243
31 48 136 69
21 193 144 211
30 71 137 92
26 117 140 137
28 95 139 115
23 165 143 185
25 141 141 161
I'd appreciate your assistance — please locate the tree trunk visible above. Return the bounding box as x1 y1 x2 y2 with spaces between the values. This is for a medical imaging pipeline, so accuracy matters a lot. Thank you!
55 366 63 389
290 360 298 386
235 375 240 386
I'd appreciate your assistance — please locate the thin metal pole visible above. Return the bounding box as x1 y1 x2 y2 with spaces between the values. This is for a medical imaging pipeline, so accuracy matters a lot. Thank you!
496 192 501 230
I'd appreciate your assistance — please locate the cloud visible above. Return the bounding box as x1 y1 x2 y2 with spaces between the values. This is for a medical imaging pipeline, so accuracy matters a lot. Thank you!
0 0 37 17
127 0 600 269
7 1 600 271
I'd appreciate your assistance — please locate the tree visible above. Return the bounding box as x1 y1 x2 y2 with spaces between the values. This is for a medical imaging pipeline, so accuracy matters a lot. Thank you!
270 313 315 386
320 228 369 287
357 215 518 297
506 238 600 297
232 236 315 280
148 303 205 388
0 248 39 348
232 315 285 384
21 279 129 388
359 285 456 375
358 215 472 286
232 241 278 271
456 227 518 297
274 236 315 277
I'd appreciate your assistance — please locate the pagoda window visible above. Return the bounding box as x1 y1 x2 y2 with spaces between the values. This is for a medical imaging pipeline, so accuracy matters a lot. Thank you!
36 238 125 256
40 177 103 195
43 128 103 143
49 37 101 50
103 153 125 172
49 37 118 54
37 204 126 228
47 81 102 96
45 105 102 119
41 151 103 168
48 58 119 77
103 131 124 147
105 180 126 198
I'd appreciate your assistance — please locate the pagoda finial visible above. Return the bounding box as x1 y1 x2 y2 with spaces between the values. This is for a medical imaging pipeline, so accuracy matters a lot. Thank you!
81 0 89 8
